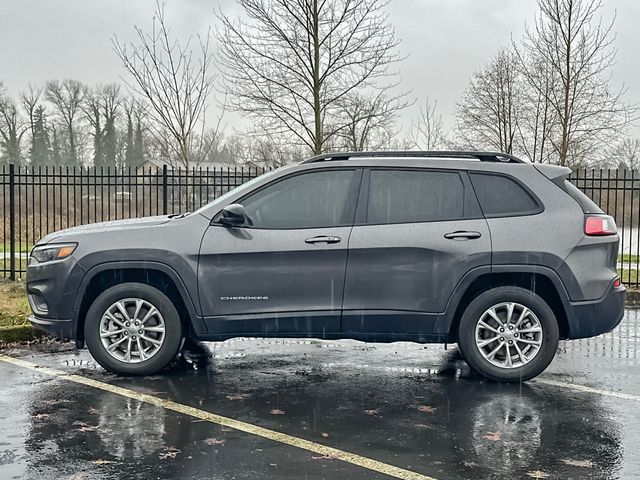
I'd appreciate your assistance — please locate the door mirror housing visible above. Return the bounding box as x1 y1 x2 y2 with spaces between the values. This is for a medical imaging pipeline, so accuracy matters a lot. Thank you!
219 203 251 227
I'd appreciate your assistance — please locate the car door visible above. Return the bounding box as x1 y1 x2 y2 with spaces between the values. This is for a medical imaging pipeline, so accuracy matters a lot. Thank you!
342 167 491 338
198 168 361 337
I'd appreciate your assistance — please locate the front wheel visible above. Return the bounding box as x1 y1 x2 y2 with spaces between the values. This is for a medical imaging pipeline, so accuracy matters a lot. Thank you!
457 286 559 382
85 283 183 375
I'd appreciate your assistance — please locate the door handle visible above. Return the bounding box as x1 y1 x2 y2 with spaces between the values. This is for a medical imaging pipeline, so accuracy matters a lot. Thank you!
444 231 482 240
305 235 342 244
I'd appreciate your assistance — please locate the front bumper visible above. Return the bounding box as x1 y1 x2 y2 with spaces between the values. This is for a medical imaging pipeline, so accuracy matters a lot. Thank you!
564 284 626 339
28 314 74 339
26 254 86 340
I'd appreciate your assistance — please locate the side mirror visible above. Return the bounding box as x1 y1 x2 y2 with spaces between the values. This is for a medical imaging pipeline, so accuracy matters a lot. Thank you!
219 203 251 227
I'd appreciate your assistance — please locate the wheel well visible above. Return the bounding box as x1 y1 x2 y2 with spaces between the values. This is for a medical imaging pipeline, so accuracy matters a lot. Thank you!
76 268 192 341
449 272 570 341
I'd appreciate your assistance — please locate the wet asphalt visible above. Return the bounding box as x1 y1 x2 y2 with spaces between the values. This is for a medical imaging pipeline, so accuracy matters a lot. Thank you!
2 310 640 480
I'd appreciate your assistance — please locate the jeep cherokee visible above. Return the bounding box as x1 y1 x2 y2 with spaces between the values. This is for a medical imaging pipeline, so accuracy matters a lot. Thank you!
26 151 625 381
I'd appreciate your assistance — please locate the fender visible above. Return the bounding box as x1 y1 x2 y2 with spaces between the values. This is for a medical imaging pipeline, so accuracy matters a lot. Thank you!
71 260 205 337
435 264 571 336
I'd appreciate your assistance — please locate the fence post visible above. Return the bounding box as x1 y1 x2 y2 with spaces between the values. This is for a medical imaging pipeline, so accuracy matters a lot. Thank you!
162 164 168 215
9 163 15 281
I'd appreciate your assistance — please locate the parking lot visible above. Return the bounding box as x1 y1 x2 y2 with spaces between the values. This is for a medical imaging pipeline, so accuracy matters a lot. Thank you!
1 310 640 480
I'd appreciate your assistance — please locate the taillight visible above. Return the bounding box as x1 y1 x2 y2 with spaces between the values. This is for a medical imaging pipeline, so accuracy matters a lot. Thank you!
613 277 622 288
584 215 617 236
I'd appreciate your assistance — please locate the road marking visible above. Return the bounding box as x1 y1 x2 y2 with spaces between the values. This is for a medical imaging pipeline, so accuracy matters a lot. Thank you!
0 354 435 480
534 378 640 402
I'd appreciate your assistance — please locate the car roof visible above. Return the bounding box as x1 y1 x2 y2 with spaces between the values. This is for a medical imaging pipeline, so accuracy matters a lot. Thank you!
302 150 529 164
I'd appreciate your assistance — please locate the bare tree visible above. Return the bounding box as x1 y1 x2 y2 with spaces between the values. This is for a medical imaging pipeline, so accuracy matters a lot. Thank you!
332 90 406 151
217 0 405 155
113 2 216 169
0 82 27 165
455 47 522 154
517 0 637 166
45 79 86 165
607 138 640 170
515 59 556 163
406 98 447 150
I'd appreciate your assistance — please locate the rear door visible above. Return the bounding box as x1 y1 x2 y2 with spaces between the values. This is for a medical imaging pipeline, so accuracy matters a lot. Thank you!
198 168 361 337
342 167 491 337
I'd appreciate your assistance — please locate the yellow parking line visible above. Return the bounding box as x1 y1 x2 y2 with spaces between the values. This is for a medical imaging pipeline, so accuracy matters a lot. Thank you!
534 378 640 401
0 354 435 480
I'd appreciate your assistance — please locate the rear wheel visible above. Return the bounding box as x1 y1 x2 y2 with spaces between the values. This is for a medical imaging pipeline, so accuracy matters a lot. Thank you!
85 283 183 375
457 286 559 382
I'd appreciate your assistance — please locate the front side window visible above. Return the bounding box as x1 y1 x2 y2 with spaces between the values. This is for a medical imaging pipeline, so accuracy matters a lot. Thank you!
241 169 357 229
366 169 476 224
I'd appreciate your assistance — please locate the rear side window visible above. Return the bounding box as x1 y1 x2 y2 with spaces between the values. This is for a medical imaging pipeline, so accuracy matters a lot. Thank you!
366 169 480 224
470 173 541 217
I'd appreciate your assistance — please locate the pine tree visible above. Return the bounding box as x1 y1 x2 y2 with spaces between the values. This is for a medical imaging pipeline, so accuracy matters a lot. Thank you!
124 113 135 168
30 106 50 166
133 118 144 167
50 127 62 166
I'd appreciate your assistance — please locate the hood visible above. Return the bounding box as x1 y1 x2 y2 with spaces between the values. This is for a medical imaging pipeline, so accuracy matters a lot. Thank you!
37 215 173 245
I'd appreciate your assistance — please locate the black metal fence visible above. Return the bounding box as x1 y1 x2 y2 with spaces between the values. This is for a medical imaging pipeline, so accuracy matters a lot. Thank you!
1 165 639 287
1 164 266 279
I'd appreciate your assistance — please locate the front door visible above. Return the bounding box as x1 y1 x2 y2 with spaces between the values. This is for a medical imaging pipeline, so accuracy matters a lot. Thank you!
342 167 491 338
198 168 361 337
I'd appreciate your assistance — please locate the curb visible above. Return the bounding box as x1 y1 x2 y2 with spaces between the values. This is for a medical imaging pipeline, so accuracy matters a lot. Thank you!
0 324 46 345
626 289 640 307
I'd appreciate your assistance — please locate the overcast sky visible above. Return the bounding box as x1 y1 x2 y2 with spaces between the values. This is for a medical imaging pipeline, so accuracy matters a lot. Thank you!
1 0 639 136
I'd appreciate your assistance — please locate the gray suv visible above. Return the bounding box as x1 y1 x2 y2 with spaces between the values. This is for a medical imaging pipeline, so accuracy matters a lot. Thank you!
26 151 625 381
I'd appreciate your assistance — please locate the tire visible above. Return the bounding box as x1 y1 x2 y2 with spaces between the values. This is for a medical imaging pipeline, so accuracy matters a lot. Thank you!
85 282 183 376
457 286 559 382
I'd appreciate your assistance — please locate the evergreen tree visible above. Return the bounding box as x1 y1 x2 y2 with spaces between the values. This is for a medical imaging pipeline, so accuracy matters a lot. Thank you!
30 106 50 166
50 127 62 166
133 118 144 167
124 113 135 168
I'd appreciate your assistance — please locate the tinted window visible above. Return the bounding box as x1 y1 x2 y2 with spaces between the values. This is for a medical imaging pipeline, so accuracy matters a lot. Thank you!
470 173 539 216
241 170 356 229
366 169 475 224
562 180 602 214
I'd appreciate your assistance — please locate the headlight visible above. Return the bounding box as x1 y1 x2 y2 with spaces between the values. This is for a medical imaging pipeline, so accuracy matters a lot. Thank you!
30 243 77 263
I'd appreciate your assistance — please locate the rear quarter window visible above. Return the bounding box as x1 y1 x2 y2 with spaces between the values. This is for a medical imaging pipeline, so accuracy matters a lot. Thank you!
469 172 541 217
560 179 603 214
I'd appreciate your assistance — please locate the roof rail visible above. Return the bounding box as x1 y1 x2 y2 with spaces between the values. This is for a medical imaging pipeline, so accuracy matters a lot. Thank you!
302 150 528 164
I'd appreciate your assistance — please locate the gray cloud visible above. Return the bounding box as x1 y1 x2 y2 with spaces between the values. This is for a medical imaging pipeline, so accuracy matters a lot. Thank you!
1 0 638 136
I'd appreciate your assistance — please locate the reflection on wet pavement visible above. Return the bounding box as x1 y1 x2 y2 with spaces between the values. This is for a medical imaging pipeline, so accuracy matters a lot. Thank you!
1 310 640 479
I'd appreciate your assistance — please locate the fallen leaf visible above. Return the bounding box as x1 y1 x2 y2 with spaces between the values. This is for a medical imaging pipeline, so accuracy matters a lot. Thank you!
483 431 502 442
312 454 339 460
364 408 381 416
73 421 98 432
159 447 181 460
526 471 550 479
270 409 285 415
226 393 251 401
205 438 226 446
417 405 437 414
321 432 329 438
562 459 593 468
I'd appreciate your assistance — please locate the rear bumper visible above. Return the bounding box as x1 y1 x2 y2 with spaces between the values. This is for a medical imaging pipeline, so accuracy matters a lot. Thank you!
564 284 626 339
28 314 74 340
